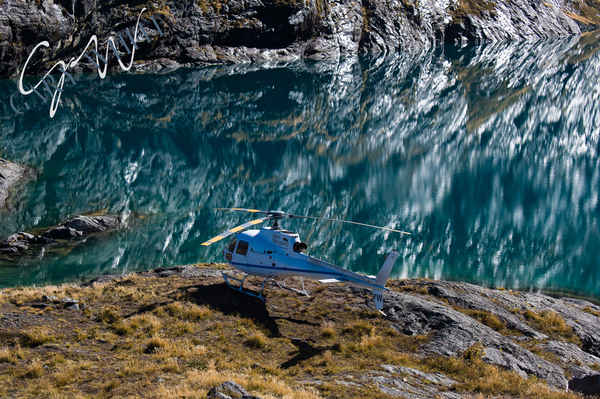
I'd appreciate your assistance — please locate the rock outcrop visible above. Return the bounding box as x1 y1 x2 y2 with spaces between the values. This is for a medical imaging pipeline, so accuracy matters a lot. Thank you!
383 289 569 389
0 158 28 209
0 214 121 259
1 263 599 397
207 381 262 399
385 279 600 395
1 0 599 77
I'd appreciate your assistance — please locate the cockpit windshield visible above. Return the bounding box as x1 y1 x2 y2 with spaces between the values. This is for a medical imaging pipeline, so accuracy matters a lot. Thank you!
293 242 307 253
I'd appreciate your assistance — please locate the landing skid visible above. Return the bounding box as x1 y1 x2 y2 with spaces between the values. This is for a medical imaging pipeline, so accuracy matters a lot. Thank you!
222 272 310 302
222 272 268 302
275 279 310 297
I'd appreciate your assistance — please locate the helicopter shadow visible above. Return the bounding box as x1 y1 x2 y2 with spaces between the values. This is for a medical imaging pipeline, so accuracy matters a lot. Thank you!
179 282 321 338
280 339 340 369
180 282 282 337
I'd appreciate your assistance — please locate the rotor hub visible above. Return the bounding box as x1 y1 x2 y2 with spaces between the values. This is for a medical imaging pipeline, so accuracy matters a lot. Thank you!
267 210 286 219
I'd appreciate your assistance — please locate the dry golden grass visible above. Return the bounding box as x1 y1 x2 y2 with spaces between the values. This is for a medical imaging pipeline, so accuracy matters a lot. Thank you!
0 265 586 399
51 360 81 387
115 313 162 336
583 306 600 318
21 326 55 347
164 302 212 321
320 322 336 339
154 367 323 399
244 331 268 349
342 319 374 337
423 344 578 399
461 308 506 331
564 10 595 25
519 309 580 344
0 347 17 364
21 359 44 379
98 306 121 324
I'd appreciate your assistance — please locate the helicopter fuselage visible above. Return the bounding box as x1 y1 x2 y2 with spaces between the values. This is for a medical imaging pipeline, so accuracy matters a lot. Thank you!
223 227 381 290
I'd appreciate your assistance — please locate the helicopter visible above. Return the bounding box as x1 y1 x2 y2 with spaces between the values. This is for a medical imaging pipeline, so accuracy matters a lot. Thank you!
201 208 410 310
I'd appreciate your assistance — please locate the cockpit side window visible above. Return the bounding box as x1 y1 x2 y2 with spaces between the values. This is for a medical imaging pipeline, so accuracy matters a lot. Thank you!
228 239 237 252
293 242 307 253
236 240 249 256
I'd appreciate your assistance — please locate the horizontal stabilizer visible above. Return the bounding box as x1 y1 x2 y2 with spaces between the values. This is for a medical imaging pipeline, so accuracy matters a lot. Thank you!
319 278 342 283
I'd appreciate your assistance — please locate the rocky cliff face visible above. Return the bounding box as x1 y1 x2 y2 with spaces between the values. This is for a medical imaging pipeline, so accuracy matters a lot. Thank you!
1 0 599 77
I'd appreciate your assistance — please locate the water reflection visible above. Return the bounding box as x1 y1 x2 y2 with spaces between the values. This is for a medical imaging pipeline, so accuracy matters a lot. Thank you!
1 33 599 297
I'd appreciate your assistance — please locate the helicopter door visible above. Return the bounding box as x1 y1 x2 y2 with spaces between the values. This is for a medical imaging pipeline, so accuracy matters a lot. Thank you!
235 240 249 256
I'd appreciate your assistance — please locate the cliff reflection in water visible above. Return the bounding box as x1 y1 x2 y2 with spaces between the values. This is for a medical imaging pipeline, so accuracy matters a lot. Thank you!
0 34 599 297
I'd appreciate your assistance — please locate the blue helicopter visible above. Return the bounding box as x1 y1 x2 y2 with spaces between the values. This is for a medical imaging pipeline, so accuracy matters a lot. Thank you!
201 208 409 310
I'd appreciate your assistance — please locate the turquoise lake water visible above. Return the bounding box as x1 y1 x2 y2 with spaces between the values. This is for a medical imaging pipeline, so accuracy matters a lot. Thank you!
1 36 599 298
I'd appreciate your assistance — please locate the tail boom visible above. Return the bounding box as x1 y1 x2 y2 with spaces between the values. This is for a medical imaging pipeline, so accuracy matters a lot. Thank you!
328 251 399 310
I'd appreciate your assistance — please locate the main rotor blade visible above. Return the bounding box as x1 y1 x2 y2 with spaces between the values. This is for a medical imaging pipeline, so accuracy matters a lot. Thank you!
213 207 410 235
215 207 268 214
200 217 269 246
288 214 411 235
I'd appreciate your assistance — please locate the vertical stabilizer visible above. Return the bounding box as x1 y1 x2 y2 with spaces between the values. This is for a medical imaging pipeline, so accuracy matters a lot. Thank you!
371 251 399 311
376 251 399 286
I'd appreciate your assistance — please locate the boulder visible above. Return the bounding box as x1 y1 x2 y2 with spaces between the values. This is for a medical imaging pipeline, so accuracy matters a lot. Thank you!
0 158 28 209
206 381 262 399
62 215 121 234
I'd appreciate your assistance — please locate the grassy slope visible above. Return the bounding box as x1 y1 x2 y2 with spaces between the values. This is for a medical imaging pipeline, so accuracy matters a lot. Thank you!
0 264 583 399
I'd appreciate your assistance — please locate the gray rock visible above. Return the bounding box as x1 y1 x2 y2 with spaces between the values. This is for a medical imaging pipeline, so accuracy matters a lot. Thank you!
418 281 547 339
63 215 121 234
538 340 600 369
380 364 457 387
206 381 262 399
405 280 600 361
0 232 52 256
383 290 568 389
43 226 84 240
65 303 80 311
82 274 121 286
366 365 462 399
42 295 59 303
0 158 29 209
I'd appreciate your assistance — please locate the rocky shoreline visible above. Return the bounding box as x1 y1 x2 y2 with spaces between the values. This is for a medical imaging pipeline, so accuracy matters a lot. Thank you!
1 0 600 78
0 214 122 262
1 263 599 398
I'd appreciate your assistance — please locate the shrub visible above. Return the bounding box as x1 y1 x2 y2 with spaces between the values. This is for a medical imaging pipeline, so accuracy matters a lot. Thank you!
165 302 211 321
521 309 579 343
98 307 121 324
21 327 55 347
144 336 167 354
244 332 267 349
342 320 374 337
22 359 44 378
0 347 16 364
320 322 336 339
463 309 506 332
